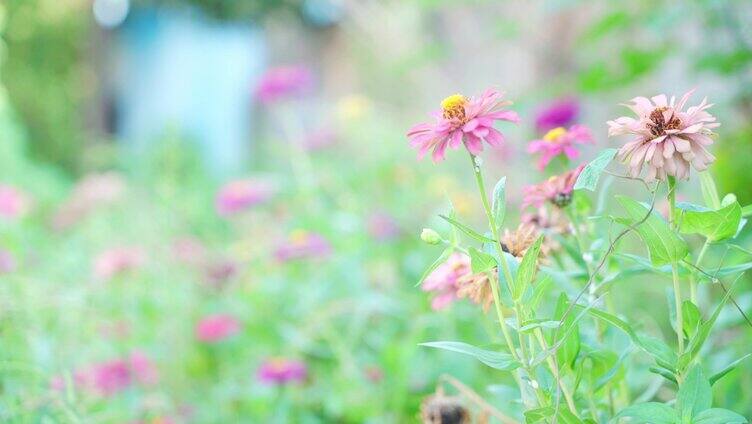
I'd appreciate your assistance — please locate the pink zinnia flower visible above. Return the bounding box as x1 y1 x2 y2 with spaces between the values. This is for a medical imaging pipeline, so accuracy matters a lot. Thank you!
522 165 584 209
128 350 159 386
0 248 16 274
607 90 719 181
215 179 275 216
0 184 30 219
93 247 145 281
527 125 593 170
255 66 313 104
367 212 401 242
407 89 520 162
535 97 580 133
84 359 132 396
256 358 308 385
274 230 332 262
195 314 241 342
421 253 471 310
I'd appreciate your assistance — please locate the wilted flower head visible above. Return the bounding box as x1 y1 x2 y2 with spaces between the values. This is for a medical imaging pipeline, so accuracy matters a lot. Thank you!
203 258 238 288
52 172 126 230
93 247 145 281
522 165 584 209
421 253 471 310
535 97 580 133
0 248 16 274
608 90 719 181
522 207 571 253
274 230 332 262
0 184 30 219
255 66 313 104
420 391 470 424
195 314 241 343
527 125 593 170
256 358 308 385
367 212 401 241
407 89 520 162
501 222 541 258
457 271 495 312
215 179 275 216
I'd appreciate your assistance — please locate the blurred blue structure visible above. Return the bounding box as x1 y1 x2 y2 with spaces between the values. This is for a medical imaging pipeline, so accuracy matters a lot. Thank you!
114 8 265 174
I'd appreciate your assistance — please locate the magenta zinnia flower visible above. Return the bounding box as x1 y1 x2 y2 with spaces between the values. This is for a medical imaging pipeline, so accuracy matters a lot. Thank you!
527 125 593 170
608 90 719 181
256 358 308 385
274 230 332 262
407 89 520 162
0 184 30 219
255 66 313 104
535 97 580 133
93 247 145 281
195 314 241 343
421 253 471 310
522 165 584 209
215 179 275 216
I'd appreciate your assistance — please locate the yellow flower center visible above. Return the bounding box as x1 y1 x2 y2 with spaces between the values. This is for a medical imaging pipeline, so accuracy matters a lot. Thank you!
543 127 567 142
289 229 309 244
441 94 467 121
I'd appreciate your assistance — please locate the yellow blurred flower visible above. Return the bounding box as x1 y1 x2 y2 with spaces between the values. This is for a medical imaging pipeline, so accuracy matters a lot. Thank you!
336 94 372 122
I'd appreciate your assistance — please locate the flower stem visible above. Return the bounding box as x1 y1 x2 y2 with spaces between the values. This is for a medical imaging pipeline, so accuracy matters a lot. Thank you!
668 176 684 353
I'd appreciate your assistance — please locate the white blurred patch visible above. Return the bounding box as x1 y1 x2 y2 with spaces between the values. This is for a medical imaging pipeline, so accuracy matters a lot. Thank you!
93 0 129 29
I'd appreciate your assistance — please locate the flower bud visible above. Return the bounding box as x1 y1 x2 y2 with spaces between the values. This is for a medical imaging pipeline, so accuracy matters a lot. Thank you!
420 228 441 245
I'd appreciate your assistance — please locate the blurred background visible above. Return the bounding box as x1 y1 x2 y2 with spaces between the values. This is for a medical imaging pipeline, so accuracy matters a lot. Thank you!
1 0 751 422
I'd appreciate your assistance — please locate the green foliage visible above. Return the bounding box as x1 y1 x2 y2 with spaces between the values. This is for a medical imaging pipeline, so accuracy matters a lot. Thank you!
676 201 742 242
616 195 689 266
492 176 507 229
419 341 520 371
574 148 617 192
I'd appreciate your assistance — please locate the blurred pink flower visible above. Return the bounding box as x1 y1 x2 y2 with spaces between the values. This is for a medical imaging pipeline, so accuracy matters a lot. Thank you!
255 66 313 104
421 253 471 310
215 179 275 216
527 125 593 170
82 359 132 396
522 165 584 209
93 247 145 281
535 97 580 133
0 184 30 219
367 212 401 241
203 258 238 288
608 90 719 181
304 127 338 151
52 172 126 230
256 358 308 385
195 314 241 342
128 351 159 386
171 237 208 266
274 230 332 262
407 89 520 162
0 248 16 273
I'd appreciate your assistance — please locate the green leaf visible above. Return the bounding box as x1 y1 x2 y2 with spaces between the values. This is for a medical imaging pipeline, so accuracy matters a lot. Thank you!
616 195 688 266
614 402 678 424
693 408 748 424
676 201 742 242
492 176 507 228
419 341 520 371
682 300 702 339
699 171 721 210
513 236 543 300
677 365 712 419
649 366 677 384
518 319 560 333
553 294 580 370
574 148 618 191
469 247 496 274
742 204 752 218
416 247 452 287
524 407 584 424
709 353 752 386
439 214 496 243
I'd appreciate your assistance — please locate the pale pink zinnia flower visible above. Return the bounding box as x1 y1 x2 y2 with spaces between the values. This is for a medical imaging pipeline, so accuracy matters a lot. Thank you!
256 358 308 385
421 253 471 310
0 184 30 219
255 66 313 104
215 179 275 216
274 230 332 262
93 247 145 281
195 314 241 342
522 165 584 209
607 90 719 181
407 89 520 162
527 125 593 170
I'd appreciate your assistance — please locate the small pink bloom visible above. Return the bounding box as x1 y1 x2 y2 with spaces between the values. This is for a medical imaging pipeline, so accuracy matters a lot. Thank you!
0 184 30 219
52 172 126 230
0 248 16 274
274 230 332 262
129 351 159 386
522 165 585 209
255 66 313 104
171 237 207 266
407 89 520 162
93 247 145 281
367 212 401 241
607 89 719 181
364 365 384 383
527 125 593 170
304 127 338 151
203 258 238 288
84 359 132 396
421 253 471 310
256 358 308 385
535 97 580 133
195 314 241 342
215 179 275 216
